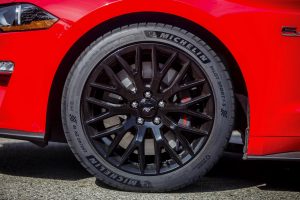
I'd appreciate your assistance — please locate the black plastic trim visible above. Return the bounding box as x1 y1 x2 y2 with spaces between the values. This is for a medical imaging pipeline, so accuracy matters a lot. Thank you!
245 152 300 161
282 26 300 37
0 129 46 146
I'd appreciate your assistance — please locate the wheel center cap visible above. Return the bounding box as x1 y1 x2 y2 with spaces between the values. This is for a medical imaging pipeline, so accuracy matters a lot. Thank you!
139 98 157 118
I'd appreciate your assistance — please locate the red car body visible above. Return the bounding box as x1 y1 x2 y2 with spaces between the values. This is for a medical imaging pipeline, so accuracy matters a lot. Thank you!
0 0 300 158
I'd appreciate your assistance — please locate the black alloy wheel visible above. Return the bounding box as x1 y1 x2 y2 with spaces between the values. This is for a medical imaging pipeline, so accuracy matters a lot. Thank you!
82 43 215 175
62 23 235 192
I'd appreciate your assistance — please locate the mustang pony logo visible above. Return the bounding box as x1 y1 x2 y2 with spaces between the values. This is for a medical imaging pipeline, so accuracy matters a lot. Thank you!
142 106 154 113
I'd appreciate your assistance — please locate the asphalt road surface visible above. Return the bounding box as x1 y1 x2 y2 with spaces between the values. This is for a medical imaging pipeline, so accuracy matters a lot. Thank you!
0 138 299 200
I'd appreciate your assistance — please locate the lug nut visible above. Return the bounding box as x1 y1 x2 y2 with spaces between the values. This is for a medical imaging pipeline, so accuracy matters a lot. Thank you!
158 100 165 108
131 101 138 109
137 117 145 125
153 117 161 125
144 91 152 98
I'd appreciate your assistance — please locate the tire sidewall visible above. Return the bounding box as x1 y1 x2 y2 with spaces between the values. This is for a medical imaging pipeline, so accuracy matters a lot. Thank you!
62 25 234 191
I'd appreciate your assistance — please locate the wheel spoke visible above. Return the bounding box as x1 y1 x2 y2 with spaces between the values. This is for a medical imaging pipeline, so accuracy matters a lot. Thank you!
152 127 162 174
98 118 136 157
91 124 124 139
106 128 128 157
86 97 111 108
150 46 159 91
86 97 130 114
162 137 183 166
115 54 134 76
162 61 190 96
183 110 213 121
151 126 182 167
162 79 206 98
85 112 113 125
151 46 158 77
177 125 208 136
162 115 208 136
133 46 144 89
138 140 145 175
103 64 124 89
160 52 177 76
137 126 147 174
118 126 147 167
163 104 179 112
135 46 142 75
172 61 190 84
181 93 211 107
154 140 161 174
89 82 116 94
179 79 206 91
103 64 134 100
176 133 195 156
152 52 178 93
164 107 213 121
119 138 138 166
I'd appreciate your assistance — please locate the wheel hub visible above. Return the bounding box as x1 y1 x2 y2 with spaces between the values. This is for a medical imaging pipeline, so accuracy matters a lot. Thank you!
138 97 158 119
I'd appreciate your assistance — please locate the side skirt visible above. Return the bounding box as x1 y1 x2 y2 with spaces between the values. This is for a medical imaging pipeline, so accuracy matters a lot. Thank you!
0 129 47 147
245 152 300 161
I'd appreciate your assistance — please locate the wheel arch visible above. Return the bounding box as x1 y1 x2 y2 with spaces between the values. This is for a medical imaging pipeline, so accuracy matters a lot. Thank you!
46 12 249 144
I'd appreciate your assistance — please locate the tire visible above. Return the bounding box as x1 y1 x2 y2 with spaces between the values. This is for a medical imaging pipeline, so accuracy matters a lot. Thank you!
62 23 235 192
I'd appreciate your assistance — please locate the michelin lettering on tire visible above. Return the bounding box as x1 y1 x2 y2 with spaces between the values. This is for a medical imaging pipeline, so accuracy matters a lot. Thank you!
144 31 211 64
